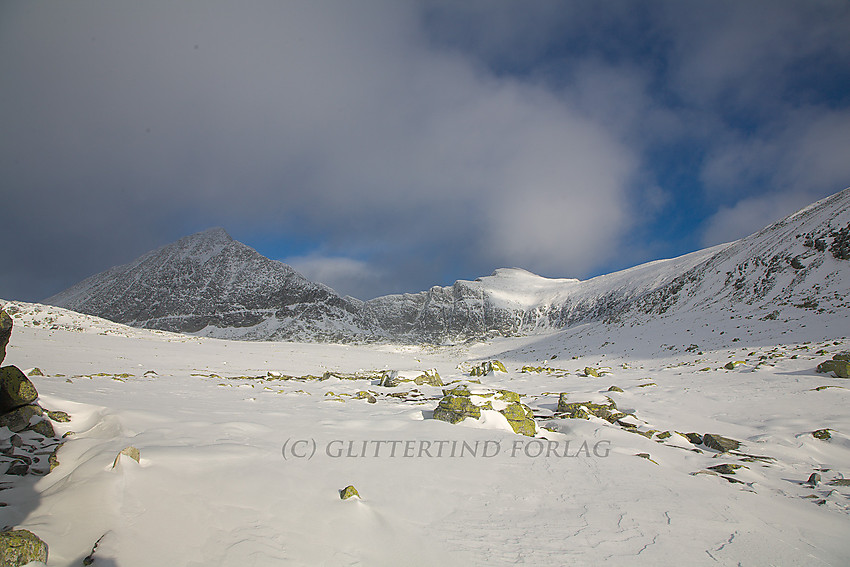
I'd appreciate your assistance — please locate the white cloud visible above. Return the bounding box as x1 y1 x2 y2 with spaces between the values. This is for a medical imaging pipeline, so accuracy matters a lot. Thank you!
284 255 384 300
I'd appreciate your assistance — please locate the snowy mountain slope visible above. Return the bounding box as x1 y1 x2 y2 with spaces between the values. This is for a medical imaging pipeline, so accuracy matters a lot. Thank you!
45 228 375 342
44 189 850 344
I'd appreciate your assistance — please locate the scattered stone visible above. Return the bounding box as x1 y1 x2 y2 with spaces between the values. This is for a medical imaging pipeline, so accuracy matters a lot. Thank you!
355 391 377 404
339 485 360 500
9 435 22 448
5 462 28 476
827 479 850 486
378 370 399 388
113 446 141 467
46 410 71 423
805 473 821 486
556 394 623 422
683 432 703 445
635 453 658 465
812 429 832 440
702 433 741 452
0 366 40 413
499 400 537 436
433 386 536 436
583 367 600 378
0 405 44 433
0 529 48 566
607 385 624 393
27 419 55 438
708 463 747 475
412 369 443 387
655 431 672 440
26 368 44 377
469 360 507 376
724 361 745 370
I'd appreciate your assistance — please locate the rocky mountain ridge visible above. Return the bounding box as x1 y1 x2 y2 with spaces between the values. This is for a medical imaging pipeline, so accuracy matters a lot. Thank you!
44 189 850 343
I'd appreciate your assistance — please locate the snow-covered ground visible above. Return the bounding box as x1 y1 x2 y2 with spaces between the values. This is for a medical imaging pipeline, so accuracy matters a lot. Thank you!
2 300 850 566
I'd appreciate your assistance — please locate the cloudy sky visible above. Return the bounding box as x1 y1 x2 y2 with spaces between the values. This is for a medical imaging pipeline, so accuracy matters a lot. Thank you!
2 1 849 302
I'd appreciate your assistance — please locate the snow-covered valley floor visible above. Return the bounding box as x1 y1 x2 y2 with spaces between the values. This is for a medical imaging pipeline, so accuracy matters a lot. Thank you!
2 301 850 566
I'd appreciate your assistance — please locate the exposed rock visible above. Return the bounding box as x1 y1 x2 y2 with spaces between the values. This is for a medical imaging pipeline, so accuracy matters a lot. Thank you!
27 419 55 438
498 399 537 437
412 369 443 386
0 405 44 433
46 410 71 423
469 360 507 376
607 385 624 393
433 386 488 424
683 432 703 445
708 463 747 475
583 367 600 377
378 370 399 388
556 394 623 422
339 485 360 500
724 361 745 370
0 529 48 566
0 310 11 365
433 386 536 435
702 433 741 452
113 446 141 467
805 473 821 487
0 366 39 413
828 479 850 486
812 429 832 440
26 368 44 377
5 462 29 476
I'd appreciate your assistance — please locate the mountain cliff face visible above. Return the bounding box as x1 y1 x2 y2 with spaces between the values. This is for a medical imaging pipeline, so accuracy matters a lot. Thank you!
45 189 850 343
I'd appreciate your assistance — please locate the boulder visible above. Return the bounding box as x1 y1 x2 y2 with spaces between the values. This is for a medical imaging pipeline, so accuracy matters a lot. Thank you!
469 360 507 376
433 386 488 424
583 367 600 377
0 366 39 413
339 485 360 500
499 401 536 436
812 429 831 440
0 529 48 566
378 370 399 388
0 310 12 365
413 369 443 386
0 404 44 433
556 394 623 422
702 433 740 452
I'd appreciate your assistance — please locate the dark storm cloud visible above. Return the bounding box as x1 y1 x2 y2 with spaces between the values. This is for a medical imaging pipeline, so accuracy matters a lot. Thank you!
1 1 849 301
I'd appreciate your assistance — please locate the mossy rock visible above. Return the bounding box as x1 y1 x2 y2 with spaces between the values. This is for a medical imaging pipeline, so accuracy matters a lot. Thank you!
682 432 703 445
833 352 850 362
26 368 44 377
724 361 746 370
708 463 747 475
378 371 400 387
0 404 44 433
498 402 536 436
607 385 624 393
655 431 672 440
113 446 140 467
833 360 850 378
494 389 521 403
413 369 443 386
702 433 740 452
0 529 48 566
339 485 360 500
812 429 832 440
583 367 600 378
0 366 39 413
26 418 55 438
433 394 486 424
355 391 377 404
469 360 507 376
635 453 658 465
46 410 71 423
556 394 622 422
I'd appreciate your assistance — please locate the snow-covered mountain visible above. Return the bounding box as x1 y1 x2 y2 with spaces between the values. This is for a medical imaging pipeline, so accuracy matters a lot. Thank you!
44 227 375 342
45 189 850 343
